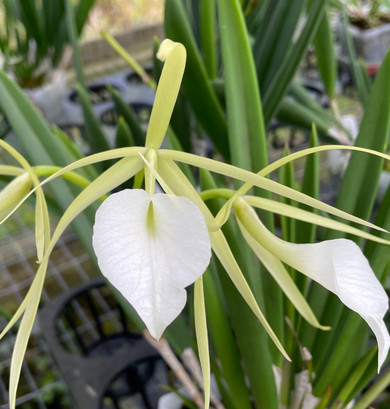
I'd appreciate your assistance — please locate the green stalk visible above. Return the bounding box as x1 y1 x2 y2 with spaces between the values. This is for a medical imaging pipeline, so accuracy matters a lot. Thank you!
65 0 85 87
328 347 377 409
216 0 267 174
313 7 336 99
164 0 230 160
352 367 390 409
203 266 252 409
263 0 325 124
200 0 217 79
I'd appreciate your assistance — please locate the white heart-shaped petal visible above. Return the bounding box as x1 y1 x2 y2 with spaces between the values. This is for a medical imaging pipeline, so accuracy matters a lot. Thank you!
236 204 389 370
267 234 389 369
92 189 211 339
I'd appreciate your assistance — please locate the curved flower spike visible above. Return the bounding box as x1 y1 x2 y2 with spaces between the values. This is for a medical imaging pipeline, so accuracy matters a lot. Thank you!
236 201 390 370
92 189 212 339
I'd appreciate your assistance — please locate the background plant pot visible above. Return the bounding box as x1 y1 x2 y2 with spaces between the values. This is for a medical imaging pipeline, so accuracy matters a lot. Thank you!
157 391 184 409
377 169 390 201
338 20 390 74
23 70 67 123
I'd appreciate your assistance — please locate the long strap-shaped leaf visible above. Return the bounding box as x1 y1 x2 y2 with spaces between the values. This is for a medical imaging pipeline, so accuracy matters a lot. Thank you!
262 0 325 124
254 0 305 94
216 0 268 174
164 0 229 159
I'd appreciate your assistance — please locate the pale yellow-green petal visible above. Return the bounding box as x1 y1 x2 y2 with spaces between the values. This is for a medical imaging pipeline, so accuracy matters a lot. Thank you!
0 139 50 261
101 31 156 90
159 150 386 233
236 207 329 330
244 195 390 246
0 139 33 173
145 39 186 149
0 147 145 225
194 277 210 409
259 144 390 178
33 147 145 190
214 197 235 228
35 190 51 262
210 229 290 361
8 259 47 409
34 166 93 190
0 165 25 177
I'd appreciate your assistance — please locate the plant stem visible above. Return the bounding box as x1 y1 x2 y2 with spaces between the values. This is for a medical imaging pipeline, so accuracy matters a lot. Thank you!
143 331 204 408
352 367 390 409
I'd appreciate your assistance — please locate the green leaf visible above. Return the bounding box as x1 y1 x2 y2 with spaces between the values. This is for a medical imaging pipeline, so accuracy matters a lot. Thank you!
216 0 267 173
115 117 135 148
200 0 217 79
253 0 305 94
262 0 325 124
295 128 320 244
341 8 371 106
164 0 230 159
65 0 86 87
313 8 337 99
202 267 252 409
76 84 111 156
74 0 95 35
109 86 146 146
278 145 296 243
276 98 330 136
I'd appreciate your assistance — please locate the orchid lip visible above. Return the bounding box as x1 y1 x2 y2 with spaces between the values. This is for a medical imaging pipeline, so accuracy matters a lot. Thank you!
92 189 212 340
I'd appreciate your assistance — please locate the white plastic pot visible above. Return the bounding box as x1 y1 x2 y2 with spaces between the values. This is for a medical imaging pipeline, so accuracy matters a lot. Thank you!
157 392 184 409
338 19 390 74
23 69 67 123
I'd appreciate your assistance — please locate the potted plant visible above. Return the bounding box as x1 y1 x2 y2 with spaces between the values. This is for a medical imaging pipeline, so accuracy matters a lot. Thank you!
0 0 95 121
338 0 390 73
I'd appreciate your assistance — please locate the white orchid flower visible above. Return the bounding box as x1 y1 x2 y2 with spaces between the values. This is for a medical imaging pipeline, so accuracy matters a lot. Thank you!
235 198 390 370
92 189 211 339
